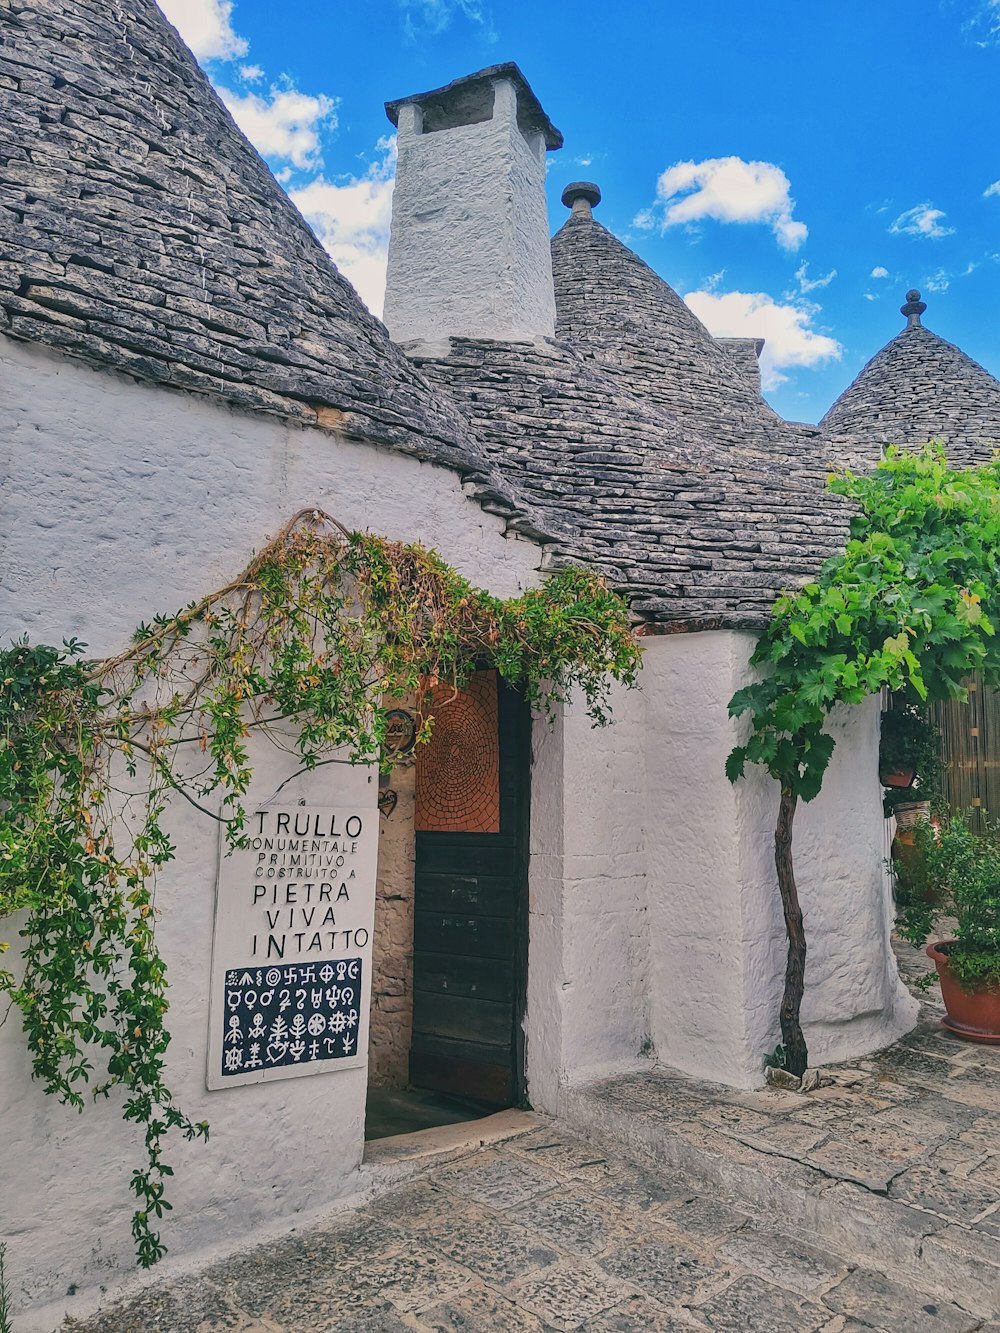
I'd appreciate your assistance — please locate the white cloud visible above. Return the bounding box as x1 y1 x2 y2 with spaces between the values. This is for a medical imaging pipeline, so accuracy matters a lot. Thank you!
871 265 889 279
156 0 248 62
985 180 1000 198
923 269 951 293
218 85 337 170
290 139 397 316
399 0 495 37
239 64 264 83
685 288 842 391
889 204 955 239
962 0 1000 44
637 156 808 252
792 261 836 294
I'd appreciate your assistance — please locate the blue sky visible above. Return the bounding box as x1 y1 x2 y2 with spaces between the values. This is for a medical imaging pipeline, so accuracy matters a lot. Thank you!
159 0 1000 424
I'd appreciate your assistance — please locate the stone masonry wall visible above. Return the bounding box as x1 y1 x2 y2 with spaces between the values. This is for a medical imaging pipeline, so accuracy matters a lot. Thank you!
368 762 417 1088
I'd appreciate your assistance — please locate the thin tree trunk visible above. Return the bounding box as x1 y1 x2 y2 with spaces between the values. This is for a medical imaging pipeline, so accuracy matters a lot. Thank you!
775 786 809 1077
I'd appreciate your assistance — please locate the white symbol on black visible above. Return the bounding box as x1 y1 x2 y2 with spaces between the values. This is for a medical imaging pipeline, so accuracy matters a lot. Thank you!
223 958 363 1075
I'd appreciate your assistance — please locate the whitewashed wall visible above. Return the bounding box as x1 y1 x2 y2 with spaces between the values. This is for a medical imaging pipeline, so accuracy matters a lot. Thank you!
526 679 649 1111
641 631 917 1088
0 334 542 1317
0 334 918 1318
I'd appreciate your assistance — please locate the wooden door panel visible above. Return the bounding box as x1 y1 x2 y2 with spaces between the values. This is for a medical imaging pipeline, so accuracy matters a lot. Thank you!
408 1049 512 1104
412 952 515 1003
412 991 513 1045
414 872 518 916
413 911 515 959
409 673 529 1107
415 838 516 877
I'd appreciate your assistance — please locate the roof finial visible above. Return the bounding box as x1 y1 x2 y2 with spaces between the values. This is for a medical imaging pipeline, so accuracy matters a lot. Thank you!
901 288 926 328
561 181 601 217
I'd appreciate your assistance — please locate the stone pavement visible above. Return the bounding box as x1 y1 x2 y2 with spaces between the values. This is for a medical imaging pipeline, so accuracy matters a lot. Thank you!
66 942 1000 1332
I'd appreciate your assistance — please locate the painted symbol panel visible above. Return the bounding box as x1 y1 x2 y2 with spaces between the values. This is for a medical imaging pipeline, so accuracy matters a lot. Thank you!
221 958 363 1077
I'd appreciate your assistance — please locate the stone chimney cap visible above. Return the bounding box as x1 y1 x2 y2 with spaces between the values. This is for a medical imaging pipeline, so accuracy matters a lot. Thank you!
385 63 563 150
901 288 927 327
561 181 602 211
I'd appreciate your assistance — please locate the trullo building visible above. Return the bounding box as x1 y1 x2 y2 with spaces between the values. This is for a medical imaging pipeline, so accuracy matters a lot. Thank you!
2 0 998 1316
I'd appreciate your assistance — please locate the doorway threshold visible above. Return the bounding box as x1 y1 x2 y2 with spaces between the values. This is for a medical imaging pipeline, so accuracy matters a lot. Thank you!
362 1105 538 1172
365 1085 500 1142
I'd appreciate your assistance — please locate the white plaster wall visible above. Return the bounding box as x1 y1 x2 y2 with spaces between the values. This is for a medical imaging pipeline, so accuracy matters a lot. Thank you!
383 80 556 344
0 334 542 1314
642 631 917 1089
526 679 649 1112
0 337 541 652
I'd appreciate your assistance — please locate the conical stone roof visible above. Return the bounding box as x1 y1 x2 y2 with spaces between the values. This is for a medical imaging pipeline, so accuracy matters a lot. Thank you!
822 293 1000 466
550 208 782 444
0 0 523 503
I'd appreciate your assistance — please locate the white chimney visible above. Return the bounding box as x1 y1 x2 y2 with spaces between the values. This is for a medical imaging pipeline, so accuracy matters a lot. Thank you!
383 64 562 345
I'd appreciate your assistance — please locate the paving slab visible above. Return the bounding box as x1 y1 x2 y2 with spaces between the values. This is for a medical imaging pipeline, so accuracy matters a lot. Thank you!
62 939 997 1331
557 940 1000 1320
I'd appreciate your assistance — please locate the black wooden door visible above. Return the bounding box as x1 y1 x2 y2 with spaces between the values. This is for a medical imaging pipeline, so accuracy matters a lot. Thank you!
410 677 530 1106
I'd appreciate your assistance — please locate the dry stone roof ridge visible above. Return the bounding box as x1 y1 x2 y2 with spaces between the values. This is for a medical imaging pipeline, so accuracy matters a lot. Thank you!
0 1 893 627
415 336 850 628
550 211 785 446
0 0 539 524
822 321 1000 468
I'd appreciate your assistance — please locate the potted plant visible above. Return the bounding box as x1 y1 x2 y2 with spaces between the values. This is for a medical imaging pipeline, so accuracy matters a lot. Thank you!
897 813 1000 1043
880 700 943 830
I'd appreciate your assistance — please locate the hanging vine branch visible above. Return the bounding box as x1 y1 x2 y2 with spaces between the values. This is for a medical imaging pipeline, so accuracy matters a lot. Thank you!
727 446 1000 1076
0 510 640 1267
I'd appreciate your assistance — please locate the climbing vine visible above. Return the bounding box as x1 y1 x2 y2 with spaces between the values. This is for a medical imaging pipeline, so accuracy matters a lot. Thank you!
727 446 1000 1076
0 510 640 1267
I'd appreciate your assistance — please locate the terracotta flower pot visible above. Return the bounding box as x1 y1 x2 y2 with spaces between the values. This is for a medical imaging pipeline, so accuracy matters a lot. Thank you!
881 767 916 788
926 941 1000 1044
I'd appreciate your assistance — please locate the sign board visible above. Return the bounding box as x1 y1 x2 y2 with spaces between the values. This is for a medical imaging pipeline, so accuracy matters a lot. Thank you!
207 804 377 1090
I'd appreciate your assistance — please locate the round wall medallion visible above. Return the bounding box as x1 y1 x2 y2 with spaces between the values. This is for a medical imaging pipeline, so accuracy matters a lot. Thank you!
383 709 417 756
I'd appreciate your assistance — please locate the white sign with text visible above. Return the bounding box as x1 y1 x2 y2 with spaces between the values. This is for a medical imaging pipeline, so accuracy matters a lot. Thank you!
207 804 377 1089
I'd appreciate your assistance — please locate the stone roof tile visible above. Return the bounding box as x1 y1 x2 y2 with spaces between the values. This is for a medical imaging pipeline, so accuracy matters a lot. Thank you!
415 337 849 628
822 298 1000 467
550 210 783 445
0 0 534 519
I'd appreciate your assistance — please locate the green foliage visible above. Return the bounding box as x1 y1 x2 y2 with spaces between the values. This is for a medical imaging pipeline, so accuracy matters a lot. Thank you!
762 1044 787 1070
728 446 1000 800
896 811 1000 992
0 1242 10 1333
0 513 640 1268
879 697 944 816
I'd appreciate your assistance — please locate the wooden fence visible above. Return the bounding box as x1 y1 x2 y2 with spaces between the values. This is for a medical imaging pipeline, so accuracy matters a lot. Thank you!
932 675 1000 827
